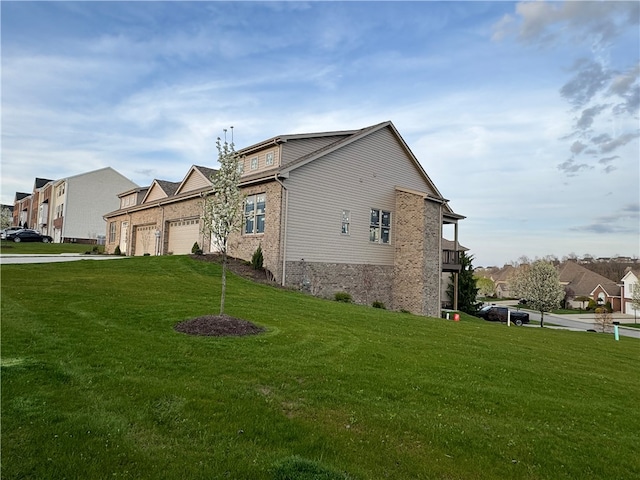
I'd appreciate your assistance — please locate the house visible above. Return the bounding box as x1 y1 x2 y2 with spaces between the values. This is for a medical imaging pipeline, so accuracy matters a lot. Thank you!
557 261 621 310
104 121 464 316
12 168 138 244
620 268 639 316
475 265 516 298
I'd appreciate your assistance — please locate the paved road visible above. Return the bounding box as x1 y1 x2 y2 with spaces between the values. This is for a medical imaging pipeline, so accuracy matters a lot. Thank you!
485 301 640 339
0 254 128 265
523 309 640 340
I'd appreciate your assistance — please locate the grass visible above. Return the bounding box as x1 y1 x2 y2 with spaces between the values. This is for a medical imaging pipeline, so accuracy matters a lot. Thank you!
0 240 104 255
2 255 639 479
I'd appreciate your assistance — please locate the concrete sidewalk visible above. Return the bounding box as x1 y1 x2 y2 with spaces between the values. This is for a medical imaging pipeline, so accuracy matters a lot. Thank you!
0 254 128 265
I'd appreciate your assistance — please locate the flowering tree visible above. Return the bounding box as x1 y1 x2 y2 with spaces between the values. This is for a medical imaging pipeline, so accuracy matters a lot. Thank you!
631 284 640 324
201 134 243 316
510 260 565 327
0 206 12 229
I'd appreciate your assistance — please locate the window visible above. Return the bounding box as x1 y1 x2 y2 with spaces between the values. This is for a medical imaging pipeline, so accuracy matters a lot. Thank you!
341 210 350 235
266 152 274 166
250 157 259 170
244 193 266 234
370 208 391 244
109 222 117 243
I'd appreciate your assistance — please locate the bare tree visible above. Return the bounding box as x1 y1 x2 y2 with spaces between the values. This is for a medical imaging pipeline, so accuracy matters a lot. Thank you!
201 132 243 316
594 307 613 333
510 260 565 327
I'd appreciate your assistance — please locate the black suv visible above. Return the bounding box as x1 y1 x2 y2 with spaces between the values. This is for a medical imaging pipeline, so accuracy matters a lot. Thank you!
477 305 529 326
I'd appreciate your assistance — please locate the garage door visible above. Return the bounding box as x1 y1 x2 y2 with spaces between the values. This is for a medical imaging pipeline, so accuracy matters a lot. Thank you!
134 225 156 256
167 219 200 255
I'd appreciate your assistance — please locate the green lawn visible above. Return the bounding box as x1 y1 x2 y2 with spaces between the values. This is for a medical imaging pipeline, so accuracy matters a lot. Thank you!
2 256 639 479
0 240 104 255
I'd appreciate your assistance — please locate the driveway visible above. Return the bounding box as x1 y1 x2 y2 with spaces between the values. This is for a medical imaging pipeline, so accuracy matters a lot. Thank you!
0 254 128 265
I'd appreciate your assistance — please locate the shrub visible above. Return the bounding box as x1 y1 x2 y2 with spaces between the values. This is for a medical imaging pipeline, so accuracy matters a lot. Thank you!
191 242 202 255
251 244 264 270
372 301 386 309
587 298 597 311
334 292 352 303
114 245 121 256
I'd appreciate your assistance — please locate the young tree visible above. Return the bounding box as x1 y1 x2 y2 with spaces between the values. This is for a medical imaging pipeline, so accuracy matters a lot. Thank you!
510 260 565 327
475 276 495 298
594 307 613 333
201 133 243 316
447 251 480 315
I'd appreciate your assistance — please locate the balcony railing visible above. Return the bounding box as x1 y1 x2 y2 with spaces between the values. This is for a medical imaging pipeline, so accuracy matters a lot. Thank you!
442 249 462 272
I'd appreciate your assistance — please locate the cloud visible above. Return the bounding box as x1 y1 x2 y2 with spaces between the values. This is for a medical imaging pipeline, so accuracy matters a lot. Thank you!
561 59 612 108
557 158 591 176
599 131 640 153
598 156 619 165
570 203 640 234
575 104 610 130
570 141 587 154
493 1 640 47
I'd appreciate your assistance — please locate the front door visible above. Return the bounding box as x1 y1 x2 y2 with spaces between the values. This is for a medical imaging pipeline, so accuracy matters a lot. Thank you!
120 221 129 255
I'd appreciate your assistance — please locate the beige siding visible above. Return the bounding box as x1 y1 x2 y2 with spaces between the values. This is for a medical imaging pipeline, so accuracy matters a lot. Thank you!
145 184 166 202
239 148 280 176
284 126 438 265
180 171 210 193
280 136 348 166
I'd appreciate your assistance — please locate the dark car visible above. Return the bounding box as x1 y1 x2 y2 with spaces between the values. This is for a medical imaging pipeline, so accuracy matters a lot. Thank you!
6 230 53 243
477 305 529 326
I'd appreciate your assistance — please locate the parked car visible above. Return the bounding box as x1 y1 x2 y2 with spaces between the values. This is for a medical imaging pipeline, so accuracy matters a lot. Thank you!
477 305 529 326
1 227 26 240
6 230 53 243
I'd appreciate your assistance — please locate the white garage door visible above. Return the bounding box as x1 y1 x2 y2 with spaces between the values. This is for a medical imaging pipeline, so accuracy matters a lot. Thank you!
167 219 200 255
134 225 156 256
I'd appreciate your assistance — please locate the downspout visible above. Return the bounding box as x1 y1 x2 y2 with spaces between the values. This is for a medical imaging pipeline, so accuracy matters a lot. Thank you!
274 173 288 287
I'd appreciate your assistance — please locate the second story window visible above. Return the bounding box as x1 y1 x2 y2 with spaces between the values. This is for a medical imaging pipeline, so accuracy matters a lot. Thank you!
244 193 266 234
250 157 259 170
266 152 274 166
370 209 391 244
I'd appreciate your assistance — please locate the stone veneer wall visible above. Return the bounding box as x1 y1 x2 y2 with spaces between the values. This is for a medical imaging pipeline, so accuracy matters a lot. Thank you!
285 260 395 306
392 189 442 316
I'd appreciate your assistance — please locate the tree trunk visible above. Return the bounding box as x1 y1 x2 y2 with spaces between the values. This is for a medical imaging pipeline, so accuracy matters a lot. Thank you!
220 251 227 316
540 311 544 328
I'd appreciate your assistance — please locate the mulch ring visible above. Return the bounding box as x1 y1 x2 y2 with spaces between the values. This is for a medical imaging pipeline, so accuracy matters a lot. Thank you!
174 315 265 337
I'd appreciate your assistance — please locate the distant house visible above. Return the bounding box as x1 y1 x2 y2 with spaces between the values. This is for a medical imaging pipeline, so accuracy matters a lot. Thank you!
12 168 138 244
104 121 465 316
557 261 621 311
620 268 639 316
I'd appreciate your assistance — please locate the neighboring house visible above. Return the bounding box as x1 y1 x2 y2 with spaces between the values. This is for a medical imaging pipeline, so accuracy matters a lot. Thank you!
104 166 216 256
476 265 516 298
620 268 639 316
104 121 465 316
557 261 621 310
12 168 138 244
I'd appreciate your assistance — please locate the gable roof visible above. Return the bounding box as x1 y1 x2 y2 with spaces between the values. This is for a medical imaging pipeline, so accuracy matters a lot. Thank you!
174 165 217 196
141 180 181 204
34 177 54 189
238 121 462 218
621 268 640 282
558 261 620 296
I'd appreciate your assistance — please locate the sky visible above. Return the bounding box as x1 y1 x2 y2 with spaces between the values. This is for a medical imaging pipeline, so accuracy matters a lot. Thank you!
2 1 639 267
